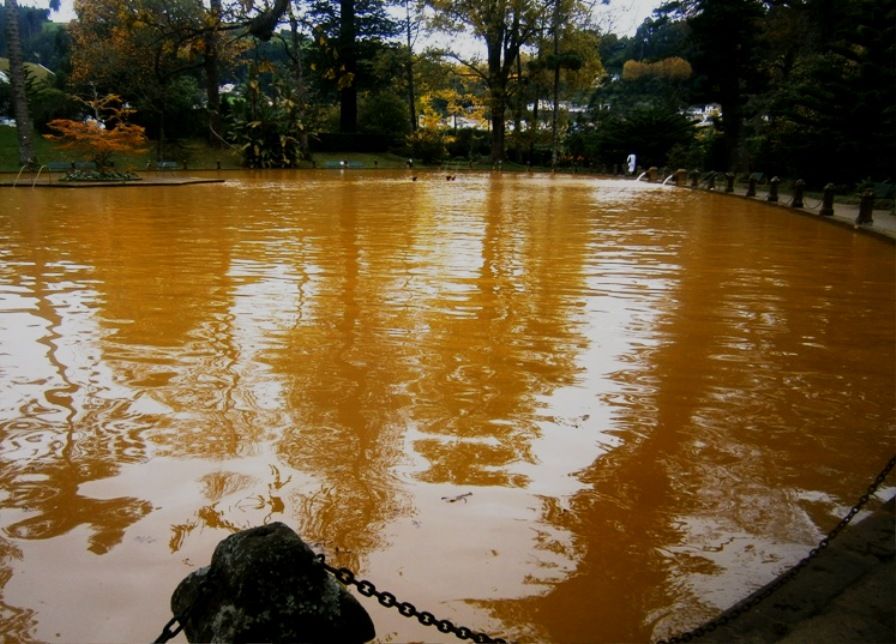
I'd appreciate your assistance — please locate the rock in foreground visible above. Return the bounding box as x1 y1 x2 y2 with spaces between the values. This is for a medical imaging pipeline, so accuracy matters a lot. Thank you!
171 522 375 643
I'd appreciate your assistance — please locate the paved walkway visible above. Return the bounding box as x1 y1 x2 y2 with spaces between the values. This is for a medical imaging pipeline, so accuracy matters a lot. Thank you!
772 195 896 241
695 184 896 242
695 496 895 643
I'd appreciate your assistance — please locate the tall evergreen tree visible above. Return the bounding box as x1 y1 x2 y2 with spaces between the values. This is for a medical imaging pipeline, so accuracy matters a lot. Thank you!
307 0 398 133
658 0 764 169
750 0 896 184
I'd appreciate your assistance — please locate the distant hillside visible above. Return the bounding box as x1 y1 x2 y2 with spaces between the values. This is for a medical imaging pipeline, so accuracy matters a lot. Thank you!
0 58 55 84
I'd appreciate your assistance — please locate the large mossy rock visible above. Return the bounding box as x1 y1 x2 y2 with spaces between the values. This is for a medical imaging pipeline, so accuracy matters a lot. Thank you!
171 522 375 643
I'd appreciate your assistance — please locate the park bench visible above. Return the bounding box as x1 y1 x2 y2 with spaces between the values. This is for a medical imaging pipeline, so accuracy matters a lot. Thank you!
47 161 74 171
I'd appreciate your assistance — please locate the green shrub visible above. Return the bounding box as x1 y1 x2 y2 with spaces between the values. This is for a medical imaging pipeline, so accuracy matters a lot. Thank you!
406 127 449 164
359 92 410 139
445 128 489 159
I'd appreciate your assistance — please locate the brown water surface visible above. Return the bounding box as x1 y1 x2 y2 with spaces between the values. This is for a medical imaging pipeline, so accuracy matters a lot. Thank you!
0 171 893 642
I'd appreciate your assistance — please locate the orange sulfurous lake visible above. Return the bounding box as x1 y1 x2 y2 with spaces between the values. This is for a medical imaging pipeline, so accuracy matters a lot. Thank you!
0 170 893 643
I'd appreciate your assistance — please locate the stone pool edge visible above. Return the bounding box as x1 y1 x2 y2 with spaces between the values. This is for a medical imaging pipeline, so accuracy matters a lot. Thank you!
694 495 895 643
0 177 225 188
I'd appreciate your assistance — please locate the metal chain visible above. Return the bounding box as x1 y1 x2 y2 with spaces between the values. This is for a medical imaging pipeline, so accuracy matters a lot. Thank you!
801 196 826 210
154 456 893 644
154 615 186 644
153 566 220 644
153 558 508 644
657 454 896 644
153 573 211 644
315 554 508 644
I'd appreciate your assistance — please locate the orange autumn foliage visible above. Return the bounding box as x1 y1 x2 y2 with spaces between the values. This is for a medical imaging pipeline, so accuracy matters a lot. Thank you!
44 94 148 171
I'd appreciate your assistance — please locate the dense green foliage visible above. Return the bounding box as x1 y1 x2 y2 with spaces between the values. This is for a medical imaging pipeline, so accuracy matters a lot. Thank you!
306 0 399 133
0 4 69 71
587 0 895 185
227 70 306 168
1 0 892 188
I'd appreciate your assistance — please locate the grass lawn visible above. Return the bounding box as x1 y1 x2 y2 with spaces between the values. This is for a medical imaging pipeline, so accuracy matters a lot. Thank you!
0 125 67 171
0 126 247 172
0 126 496 173
0 126 511 173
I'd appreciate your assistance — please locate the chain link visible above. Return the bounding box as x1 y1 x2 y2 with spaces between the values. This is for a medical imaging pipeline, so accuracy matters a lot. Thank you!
154 456 893 644
153 575 212 644
801 196 826 210
315 555 508 643
657 454 896 644
153 616 185 644
153 567 220 643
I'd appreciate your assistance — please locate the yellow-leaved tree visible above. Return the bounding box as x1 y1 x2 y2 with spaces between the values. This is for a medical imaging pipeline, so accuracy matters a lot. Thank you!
622 57 693 82
44 94 148 178
427 0 548 162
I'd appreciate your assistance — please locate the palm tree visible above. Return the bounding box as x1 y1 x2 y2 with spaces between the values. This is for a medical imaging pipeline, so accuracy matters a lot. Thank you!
4 0 38 166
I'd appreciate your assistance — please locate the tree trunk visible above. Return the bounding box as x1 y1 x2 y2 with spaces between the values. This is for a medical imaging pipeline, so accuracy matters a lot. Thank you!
4 0 36 166
512 53 523 162
530 95 538 162
489 89 506 162
404 0 417 132
529 53 540 164
721 97 742 170
204 0 223 147
287 6 310 158
487 43 505 163
156 101 166 163
551 64 560 168
550 0 561 168
338 0 357 133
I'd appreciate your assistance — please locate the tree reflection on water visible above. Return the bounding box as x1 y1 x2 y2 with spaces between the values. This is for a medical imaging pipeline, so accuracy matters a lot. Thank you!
0 175 892 642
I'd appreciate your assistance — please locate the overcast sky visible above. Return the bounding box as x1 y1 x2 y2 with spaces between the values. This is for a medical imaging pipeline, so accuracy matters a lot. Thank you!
25 0 663 37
